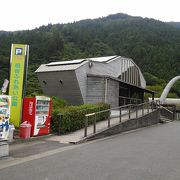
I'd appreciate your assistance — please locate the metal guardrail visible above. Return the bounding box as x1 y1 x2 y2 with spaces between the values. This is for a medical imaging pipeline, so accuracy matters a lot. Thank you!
84 101 157 137
159 104 173 114
119 96 142 106
155 100 175 120
158 105 174 120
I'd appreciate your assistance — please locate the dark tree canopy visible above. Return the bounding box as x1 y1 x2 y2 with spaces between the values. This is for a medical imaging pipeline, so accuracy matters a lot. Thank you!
0 13 180 96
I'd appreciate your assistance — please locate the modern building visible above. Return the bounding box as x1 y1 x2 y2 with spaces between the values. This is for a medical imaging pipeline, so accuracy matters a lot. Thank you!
35 55 154 107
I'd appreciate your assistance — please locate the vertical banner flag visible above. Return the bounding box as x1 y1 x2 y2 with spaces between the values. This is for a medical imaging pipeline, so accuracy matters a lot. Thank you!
1 79 9 94
9 44 29 127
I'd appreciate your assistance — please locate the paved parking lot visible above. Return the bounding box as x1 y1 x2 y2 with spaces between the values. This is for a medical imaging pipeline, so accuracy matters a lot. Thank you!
1 121 180 180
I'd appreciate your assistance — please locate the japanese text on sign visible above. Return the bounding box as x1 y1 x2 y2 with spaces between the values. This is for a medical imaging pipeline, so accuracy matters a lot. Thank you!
12 63 20 107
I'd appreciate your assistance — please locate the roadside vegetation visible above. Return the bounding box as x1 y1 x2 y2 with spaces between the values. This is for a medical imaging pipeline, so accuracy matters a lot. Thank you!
50 97 110 134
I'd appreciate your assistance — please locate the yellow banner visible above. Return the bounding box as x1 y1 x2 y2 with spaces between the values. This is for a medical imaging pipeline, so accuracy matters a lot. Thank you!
9 44 29 127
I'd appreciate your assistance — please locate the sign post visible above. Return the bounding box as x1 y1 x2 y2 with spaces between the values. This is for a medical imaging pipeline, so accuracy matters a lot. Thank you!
9 44 29 127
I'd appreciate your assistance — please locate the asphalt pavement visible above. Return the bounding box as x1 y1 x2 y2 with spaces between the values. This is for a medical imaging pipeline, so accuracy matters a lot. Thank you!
1 121 180 180
9 140 69 158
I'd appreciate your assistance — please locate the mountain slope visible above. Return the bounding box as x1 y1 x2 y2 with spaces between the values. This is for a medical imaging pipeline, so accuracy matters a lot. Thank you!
0 13 180 95
167 22 180 28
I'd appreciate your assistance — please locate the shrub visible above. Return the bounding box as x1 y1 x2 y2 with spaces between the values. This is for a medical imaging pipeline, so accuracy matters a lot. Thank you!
51 96 67 109
51 103 110 134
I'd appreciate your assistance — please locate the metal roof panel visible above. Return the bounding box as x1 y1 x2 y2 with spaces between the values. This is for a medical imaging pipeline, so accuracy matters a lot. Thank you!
47 59 86 66
35 62 86 72
89 55 118 62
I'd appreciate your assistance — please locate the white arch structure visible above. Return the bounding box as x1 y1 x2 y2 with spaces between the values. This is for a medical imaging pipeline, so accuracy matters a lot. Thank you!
160 76 180 104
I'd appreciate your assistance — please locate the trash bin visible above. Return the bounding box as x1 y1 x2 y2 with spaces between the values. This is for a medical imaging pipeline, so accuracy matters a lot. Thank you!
19 121 31 139
8 124 15 142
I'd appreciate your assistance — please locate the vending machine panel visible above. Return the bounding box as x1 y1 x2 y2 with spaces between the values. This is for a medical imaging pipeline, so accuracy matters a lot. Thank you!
22 96 52 136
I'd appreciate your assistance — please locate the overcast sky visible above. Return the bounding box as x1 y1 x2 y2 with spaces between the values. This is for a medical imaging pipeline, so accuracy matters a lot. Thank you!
1 0 180 31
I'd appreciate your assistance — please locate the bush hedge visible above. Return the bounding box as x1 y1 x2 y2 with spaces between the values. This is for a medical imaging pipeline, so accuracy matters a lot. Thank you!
51 103 110 134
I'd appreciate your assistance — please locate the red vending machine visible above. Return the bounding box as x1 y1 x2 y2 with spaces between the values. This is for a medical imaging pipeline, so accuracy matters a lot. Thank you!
22 96 52 136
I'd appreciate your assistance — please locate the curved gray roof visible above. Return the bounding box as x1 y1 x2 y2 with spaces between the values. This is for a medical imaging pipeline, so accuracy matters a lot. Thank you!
36 55 146 88
35 56 118 72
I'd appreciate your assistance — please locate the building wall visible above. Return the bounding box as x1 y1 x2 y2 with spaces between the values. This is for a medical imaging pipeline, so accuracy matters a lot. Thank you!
75 63 89 103
76 57 145 105
86 76 105 104
107 79 119 107
86 76 119 107
37 71 83 105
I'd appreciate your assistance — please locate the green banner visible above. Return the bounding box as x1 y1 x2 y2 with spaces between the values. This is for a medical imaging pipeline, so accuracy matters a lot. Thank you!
9 44 29 127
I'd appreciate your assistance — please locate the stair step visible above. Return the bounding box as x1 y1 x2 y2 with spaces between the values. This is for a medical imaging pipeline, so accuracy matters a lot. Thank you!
160 117 172 123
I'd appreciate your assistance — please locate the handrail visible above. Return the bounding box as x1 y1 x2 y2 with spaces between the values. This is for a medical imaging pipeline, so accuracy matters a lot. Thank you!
85 102 151 117
119 96 142 106
85 112 96 117
84 101 156 137
158 104 174 120
119 96 142 101
159 105 173 114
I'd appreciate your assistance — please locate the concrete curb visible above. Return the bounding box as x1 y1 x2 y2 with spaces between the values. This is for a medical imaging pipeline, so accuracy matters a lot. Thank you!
9 134 55 145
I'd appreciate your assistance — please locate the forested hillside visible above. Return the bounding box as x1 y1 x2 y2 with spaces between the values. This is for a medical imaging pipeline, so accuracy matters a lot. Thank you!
167 22 180 29
0 13 180 97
